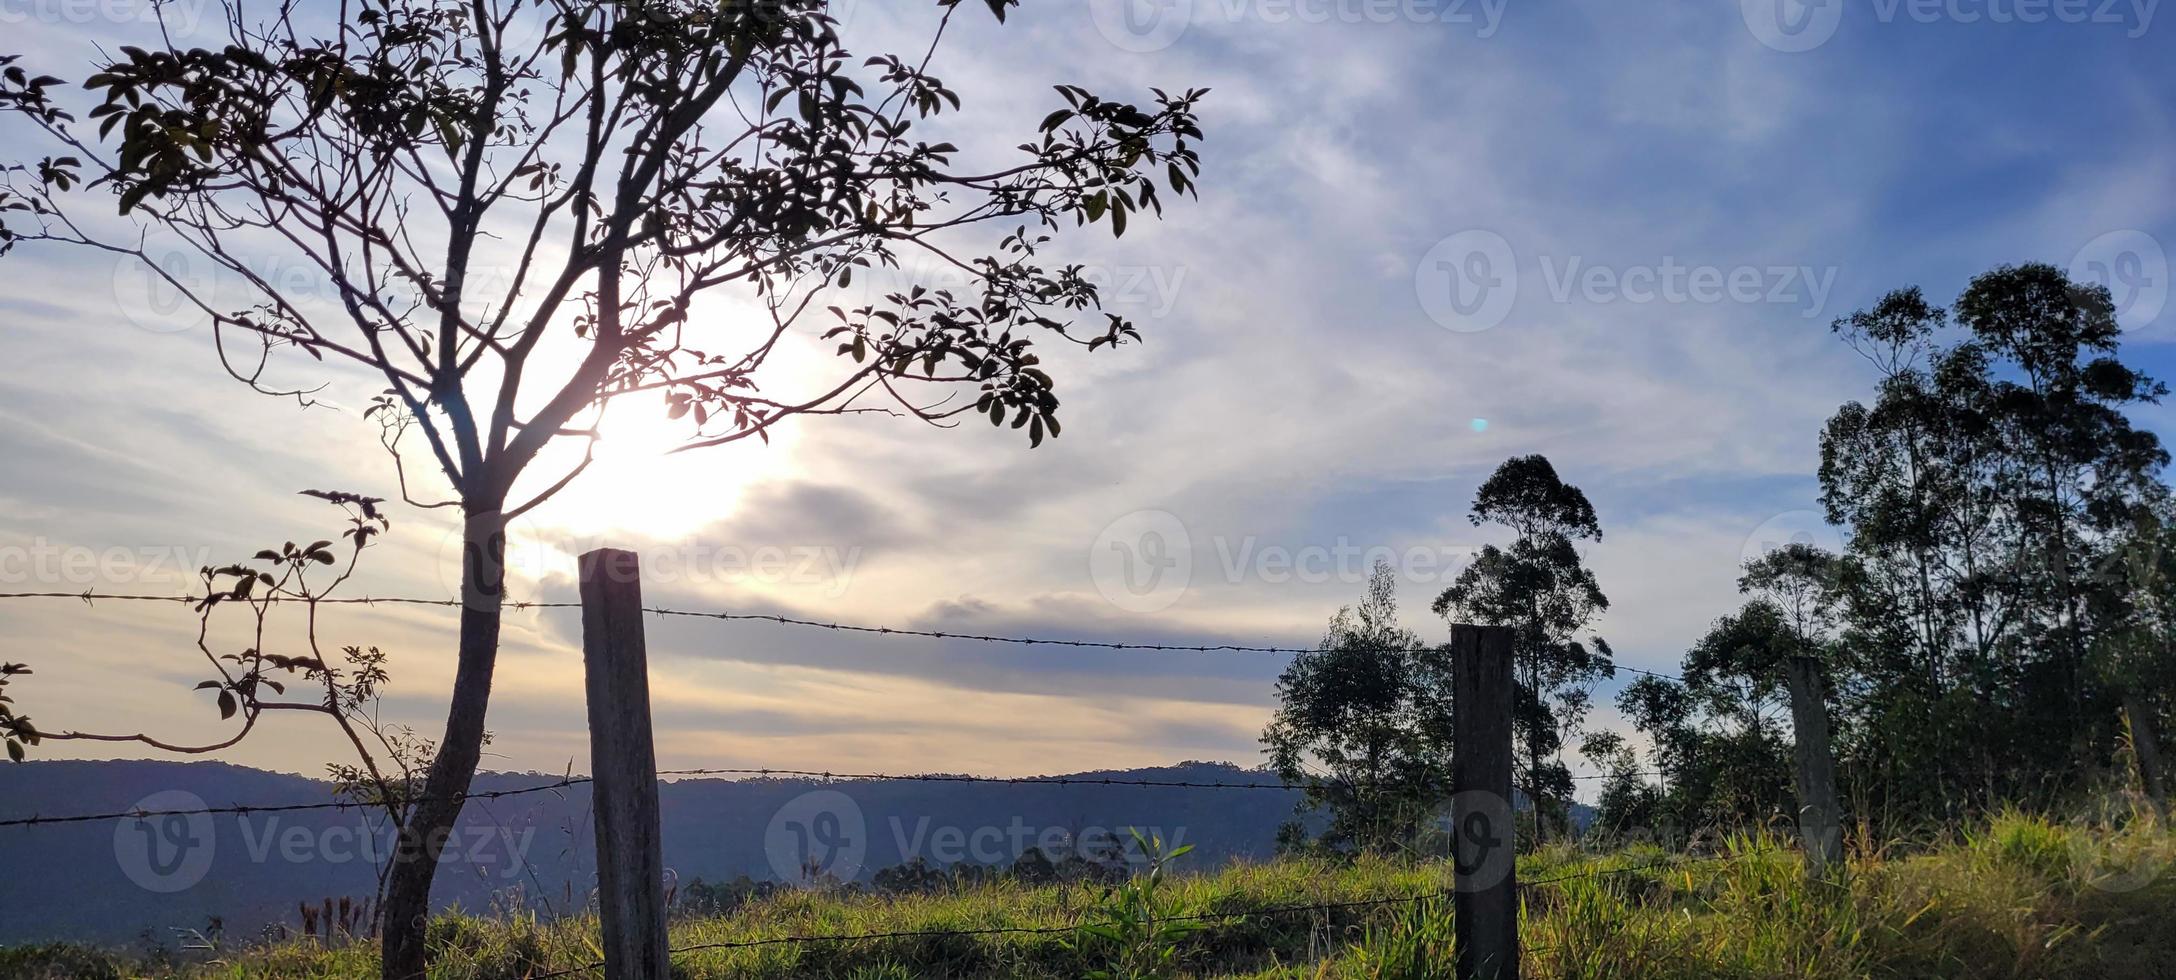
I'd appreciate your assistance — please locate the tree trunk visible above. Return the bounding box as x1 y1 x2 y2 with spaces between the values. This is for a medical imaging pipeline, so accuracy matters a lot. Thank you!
381 509 508 980
2124 687 2168 813
1784 657 1845 888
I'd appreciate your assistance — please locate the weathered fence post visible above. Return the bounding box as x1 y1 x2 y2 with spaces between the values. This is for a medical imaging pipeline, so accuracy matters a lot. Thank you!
1784 655 1845 887
1452 623 1519 980
2122 688 2169 817
579 548 669 979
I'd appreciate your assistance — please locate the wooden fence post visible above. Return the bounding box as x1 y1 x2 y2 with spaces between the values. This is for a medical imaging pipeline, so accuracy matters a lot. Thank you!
1452 623 1519 980
2122 688 2169 817
579 548 669 979
1784 655 1845 887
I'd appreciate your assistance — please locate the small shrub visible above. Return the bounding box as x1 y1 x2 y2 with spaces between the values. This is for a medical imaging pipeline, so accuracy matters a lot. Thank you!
1068 830 1204 980
1976 811 2075 882
1343 896 1453 980
0 944 128 980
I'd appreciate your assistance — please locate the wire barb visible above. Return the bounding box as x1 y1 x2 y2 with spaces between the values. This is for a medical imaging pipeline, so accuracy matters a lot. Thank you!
0 591 1688 678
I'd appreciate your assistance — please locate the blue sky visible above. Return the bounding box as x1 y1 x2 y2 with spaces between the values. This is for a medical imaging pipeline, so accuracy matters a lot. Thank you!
0 0 2170 786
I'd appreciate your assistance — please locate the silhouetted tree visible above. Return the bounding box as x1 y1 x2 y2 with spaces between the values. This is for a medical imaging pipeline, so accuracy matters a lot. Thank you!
1817 265 2166 820
1613 599 1801 834
1264 562 1453 856
1433 454 1614 838
0 3 1205 974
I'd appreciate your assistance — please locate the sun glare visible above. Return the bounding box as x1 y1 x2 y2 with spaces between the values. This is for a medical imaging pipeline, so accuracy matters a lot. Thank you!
533 390 791 541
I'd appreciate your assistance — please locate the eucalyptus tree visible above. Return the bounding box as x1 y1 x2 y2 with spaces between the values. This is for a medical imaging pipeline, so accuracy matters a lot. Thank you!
0 2 1206 975
1957 265 2168 706
1432 454 1614 837
1263 562 1454 856
1739 543 1844 660
1819 288 1997 695
1818 265 2167 815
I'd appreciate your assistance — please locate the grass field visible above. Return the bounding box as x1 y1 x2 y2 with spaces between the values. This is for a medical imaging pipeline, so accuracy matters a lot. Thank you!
6 811 2173 979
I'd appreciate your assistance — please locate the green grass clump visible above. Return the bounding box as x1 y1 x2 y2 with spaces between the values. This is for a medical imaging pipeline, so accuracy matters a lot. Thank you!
39 811 2176 979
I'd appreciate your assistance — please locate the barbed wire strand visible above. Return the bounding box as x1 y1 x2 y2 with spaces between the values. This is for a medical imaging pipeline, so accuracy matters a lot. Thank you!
3 767 1337 829
0 776 595 829
0 763 1701 828
0 591 1689 681
657 768 1305 789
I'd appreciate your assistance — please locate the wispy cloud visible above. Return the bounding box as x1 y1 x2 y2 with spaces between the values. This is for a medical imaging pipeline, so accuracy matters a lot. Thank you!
1 0 2170 783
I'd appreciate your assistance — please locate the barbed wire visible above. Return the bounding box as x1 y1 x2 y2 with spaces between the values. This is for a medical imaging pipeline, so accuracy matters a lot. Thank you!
0 591 1689 681
657 767 1302 790
0 763 1698 830
0 761 1693 829
0 764 1328 829
677 766 1664 786
1571 770 1667 781
0 775 595 829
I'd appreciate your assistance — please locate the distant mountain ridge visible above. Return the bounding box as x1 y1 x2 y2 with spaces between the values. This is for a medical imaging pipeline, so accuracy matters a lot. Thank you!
0 758 1303 947
0 758 1591 948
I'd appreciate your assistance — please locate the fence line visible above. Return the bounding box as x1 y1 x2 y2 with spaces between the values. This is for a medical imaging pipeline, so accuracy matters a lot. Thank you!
0 775 593 828
657 767 1303 789
0 581 2097 974
0 591 1690 681
0 762 1686 829
0 768 1691 832
0 768 1324 829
